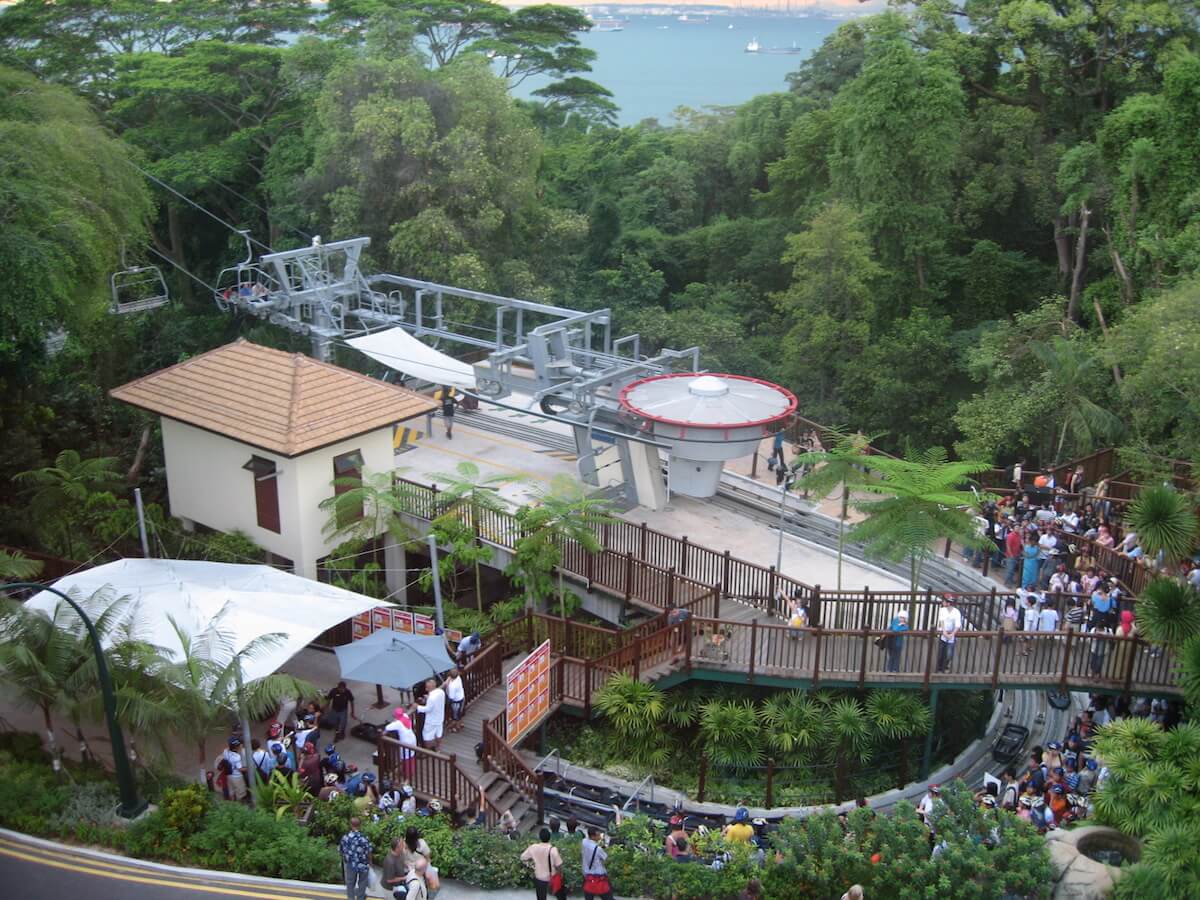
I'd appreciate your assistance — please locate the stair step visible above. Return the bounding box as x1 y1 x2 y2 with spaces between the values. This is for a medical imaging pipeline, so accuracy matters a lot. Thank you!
476 771 502 793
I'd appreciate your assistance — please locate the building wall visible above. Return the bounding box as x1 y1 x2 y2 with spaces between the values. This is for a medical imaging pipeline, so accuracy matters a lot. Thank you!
160 418 394 579
291 429 394 579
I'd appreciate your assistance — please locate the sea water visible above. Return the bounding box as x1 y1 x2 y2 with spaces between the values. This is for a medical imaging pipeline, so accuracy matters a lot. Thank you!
514 14 844 124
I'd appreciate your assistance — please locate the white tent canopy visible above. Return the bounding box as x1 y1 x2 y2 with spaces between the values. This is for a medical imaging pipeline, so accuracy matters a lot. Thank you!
26 559 379 683
347 327 475 390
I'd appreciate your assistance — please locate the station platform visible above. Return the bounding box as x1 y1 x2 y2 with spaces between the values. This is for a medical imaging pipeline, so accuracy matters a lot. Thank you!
395 400 908 593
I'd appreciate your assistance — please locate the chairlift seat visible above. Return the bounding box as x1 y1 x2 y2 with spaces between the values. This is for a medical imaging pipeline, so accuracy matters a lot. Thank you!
111 265 169 315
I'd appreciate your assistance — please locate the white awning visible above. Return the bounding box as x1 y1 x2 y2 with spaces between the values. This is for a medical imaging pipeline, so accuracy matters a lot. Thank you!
25 559 379 683
347 328 475 390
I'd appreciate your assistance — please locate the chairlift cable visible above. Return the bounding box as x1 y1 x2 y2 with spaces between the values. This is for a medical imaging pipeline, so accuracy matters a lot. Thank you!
145 246 221 294
131 163 275 254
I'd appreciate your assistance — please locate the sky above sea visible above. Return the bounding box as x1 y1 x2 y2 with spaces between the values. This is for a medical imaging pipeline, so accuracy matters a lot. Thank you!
513 12 847 124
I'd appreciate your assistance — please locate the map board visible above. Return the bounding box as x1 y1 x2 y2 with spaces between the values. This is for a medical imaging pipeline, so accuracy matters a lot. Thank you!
505 640 551 745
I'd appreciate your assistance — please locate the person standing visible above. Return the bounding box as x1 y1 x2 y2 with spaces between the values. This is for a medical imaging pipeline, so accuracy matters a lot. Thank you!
581 826 614 900
444 668 465 734
520 828 564 900
936 596 961 673
382 837 409 897
441 389 457 439
415 678 446 752
339 817 372 900
384 708 418 779
325 681 357 742
1021 534 1041 590
220 737 248 801
885 609 908 672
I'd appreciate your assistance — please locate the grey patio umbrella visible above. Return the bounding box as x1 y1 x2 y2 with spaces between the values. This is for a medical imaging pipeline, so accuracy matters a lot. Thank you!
333 628 456 688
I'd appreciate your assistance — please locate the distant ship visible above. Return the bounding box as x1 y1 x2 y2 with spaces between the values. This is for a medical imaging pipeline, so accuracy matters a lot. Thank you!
745 38 804 55
591 17 624 32
677 14 708 24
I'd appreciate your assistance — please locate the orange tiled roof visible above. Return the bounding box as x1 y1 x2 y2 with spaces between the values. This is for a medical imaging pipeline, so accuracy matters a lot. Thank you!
111 339 435 456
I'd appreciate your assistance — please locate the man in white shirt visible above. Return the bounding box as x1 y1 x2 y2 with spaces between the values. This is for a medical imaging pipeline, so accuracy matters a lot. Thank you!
1048 564 1071 594
444 667 466 733
918 784 940 821
384 708 417 779
416 679 446 751
1038 598 1060 632
936 596 961 673
220 737 248 800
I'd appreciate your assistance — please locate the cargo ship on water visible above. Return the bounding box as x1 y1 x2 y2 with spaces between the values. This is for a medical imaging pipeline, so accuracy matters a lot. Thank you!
744 38 805 54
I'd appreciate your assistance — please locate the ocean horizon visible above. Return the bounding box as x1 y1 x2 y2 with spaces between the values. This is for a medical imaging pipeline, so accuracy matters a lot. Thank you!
514 12 846 124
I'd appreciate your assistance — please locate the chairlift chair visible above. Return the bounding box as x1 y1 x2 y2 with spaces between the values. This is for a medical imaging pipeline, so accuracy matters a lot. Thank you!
111 240 169 314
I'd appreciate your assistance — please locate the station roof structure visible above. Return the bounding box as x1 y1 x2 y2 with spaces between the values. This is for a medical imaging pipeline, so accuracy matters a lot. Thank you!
619 373 796 431
110 339 436 457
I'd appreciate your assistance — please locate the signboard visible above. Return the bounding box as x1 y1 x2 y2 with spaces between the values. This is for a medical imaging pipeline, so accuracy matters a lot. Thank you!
414 613 436 636
391 610 415 634
445 628 463 644
352 619 371 641
372 607 392 632
505 640 551 745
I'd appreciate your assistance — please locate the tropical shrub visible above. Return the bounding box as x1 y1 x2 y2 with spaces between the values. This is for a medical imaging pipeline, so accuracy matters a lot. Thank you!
0 758 70 835
1093 719 1200 899
188 802 340 882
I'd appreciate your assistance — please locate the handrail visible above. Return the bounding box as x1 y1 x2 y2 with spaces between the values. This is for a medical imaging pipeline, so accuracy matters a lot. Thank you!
622 773 656 811
534 748 562 779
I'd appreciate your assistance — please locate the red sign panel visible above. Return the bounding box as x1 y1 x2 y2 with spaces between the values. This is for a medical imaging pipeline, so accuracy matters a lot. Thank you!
505 640 551 745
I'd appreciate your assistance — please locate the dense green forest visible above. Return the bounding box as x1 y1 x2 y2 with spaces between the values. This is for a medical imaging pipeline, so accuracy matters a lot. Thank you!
2 0 1198 555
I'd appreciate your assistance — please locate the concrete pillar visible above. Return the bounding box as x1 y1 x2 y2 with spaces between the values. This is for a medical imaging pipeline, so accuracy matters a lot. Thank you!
920 687 940 779
621 438 668 511
384 536 408 604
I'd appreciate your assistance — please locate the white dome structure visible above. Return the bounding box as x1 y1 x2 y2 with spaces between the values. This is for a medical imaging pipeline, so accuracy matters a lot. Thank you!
619 373 796 497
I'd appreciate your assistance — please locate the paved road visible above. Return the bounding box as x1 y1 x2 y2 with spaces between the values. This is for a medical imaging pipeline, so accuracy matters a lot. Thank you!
0 831 536 900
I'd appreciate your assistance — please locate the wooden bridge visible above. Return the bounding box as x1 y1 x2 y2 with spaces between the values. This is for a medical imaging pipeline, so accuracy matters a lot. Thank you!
368 475 1181 826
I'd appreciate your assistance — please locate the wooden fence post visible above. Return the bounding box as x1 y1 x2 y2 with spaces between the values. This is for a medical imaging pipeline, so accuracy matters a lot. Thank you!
697 754 709 802
721 550 731 598
812 627 823 686
1059 629 1074 691
685 620 693 676
584 659 593 718
667 568 676 608
989 586 998 631
748 620 757 683
943 537 952 558
640 522 649 560
767 566 777 613
765 758 775 809
680 536 689 575
811 585 822 629
991 631 1004 690
449 754 459 812
624 551 634 603
923 630 937 690
858 625 870 689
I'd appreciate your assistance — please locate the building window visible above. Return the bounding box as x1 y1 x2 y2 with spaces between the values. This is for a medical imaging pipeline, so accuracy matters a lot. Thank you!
242 456 280 534
332 450 364 527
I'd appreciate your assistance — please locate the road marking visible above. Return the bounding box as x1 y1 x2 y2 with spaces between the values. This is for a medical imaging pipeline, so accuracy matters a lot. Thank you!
0 842 338 898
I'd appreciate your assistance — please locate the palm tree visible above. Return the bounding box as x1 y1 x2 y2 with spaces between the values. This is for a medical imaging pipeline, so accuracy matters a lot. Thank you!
14 450 121 559
510 476 614 616
155 606 315 784
428 462 517 611
792 430 877 592
865 690 931 785
825 697 871 801
0 549 42 581
319 467 411 547
0 586 135 762
849 448 993 597
592 674 668 767
1134 579 1200 650
758 691 829 762
1126 485 1197 565
698 698 764 767
1029 337 1124 464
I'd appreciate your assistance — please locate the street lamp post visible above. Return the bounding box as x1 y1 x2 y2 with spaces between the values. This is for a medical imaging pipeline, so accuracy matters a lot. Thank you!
5 582 146 818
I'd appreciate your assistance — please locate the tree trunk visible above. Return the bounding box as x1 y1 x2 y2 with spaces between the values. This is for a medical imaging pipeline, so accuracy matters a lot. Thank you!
126 425 152 484
166 203 194 304
42 705 59 772
1053 215 1072 278
474 560 484 614
1066 206 1091 324
197 741 208 785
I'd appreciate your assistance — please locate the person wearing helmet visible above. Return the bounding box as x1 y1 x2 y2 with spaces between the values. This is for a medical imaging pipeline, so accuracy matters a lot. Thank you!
319 772 341 802
379 779 402 813
1046 784 1071 824
294 713 318 753
400 783 417 816
723 807 754 843
1016 796 1035 823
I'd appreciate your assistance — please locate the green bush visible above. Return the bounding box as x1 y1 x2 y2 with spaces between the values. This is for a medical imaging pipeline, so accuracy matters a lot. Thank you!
161 784 211 837
306 793 357 843
0 759 70 834
51 781 120 836
443 826 529 888
0 731 51 764
124 810 189 863
189 802 340 883
361 811 456 862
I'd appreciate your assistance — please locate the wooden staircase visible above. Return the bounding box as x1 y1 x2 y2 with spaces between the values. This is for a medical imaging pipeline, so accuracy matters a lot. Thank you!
478 769 538 832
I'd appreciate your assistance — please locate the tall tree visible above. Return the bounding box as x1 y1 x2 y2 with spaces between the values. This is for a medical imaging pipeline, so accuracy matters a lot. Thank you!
0 67 151 370
850 448 992 595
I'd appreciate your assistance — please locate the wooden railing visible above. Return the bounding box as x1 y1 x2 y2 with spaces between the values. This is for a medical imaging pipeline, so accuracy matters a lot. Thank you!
376 736 479 815
668 618 1180 696
1050 525 1152 596
482 710 545 824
